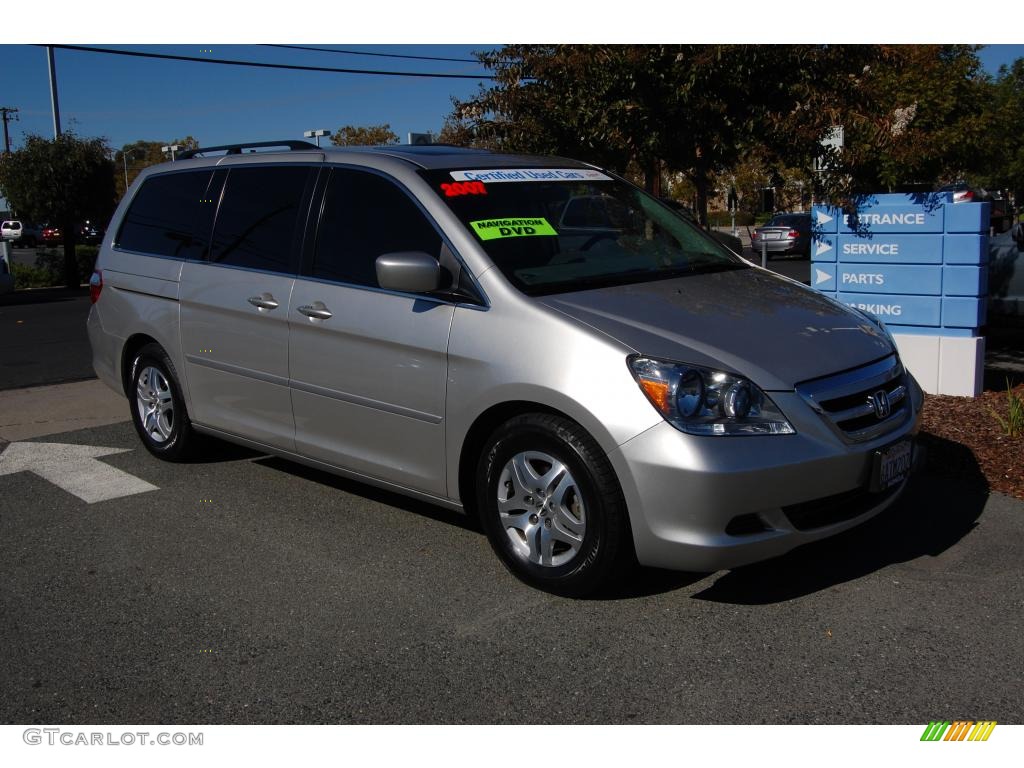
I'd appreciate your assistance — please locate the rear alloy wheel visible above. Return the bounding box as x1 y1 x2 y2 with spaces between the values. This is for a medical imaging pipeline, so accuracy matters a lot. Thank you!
477 413 632 596
128 343 196 461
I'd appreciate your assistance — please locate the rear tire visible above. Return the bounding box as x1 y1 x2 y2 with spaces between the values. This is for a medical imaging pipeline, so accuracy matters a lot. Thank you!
128 343 197 461
476 413 633 596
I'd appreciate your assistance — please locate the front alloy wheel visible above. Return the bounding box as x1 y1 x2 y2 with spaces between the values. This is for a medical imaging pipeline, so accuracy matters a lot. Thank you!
478 413 632 596
497 451 587 567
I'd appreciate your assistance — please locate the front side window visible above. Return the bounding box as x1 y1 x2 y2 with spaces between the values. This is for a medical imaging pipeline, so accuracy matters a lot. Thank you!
312 168 442 287
116 171 216 260
208 166 313 273
420 167 746 296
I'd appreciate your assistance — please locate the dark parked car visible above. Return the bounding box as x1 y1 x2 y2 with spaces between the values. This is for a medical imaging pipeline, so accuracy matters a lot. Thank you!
41 225 62 246
751 213 812 259
79 221 105 245
989 221 1024 320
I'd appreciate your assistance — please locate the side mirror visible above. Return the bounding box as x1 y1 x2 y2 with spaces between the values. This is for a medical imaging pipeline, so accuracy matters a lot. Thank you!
376 251 441 294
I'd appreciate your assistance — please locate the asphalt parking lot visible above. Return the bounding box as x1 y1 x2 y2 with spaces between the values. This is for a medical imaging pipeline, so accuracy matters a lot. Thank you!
1 412 1022 724
2 250 1023 725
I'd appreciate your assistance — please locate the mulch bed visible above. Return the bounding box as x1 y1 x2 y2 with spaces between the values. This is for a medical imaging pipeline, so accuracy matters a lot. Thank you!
919 384 1024 501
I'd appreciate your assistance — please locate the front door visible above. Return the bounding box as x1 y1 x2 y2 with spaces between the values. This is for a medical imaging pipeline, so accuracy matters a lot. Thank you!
289 168 454 495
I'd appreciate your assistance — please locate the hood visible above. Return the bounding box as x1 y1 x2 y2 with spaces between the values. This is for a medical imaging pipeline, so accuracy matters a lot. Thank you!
536 267 894 391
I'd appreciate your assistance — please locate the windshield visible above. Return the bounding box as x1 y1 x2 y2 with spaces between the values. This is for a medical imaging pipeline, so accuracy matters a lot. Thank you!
767 215 808 228
420 167 746 296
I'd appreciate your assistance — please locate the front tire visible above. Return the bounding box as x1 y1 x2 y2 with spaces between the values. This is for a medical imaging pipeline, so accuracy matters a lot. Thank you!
477 413 632 596
128 343 197 461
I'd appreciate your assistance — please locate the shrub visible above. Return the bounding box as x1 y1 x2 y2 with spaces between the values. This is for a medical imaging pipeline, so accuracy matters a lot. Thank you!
708 210 754 227
989 380 1024 437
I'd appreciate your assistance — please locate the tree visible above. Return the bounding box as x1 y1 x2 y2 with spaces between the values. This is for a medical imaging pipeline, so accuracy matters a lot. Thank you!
979 58 1024 202
443 45 994 219
0 132 116 287
443 45 891 224
113 136 199 199
329 124 399 146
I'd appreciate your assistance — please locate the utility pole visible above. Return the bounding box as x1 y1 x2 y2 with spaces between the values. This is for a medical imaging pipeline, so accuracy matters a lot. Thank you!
0 107 18 154
46 46 61 138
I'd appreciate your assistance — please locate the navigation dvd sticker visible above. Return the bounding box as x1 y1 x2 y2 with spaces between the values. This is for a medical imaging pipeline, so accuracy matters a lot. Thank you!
450 169 612 183
470 217 558 241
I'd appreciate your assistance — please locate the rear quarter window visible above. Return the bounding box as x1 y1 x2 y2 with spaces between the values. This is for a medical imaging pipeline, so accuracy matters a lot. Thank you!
116 171 219 260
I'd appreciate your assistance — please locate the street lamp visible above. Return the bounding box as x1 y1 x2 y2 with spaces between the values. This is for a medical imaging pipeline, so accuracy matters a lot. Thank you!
303 129 329 148
120 148 139 190
161 144 181 161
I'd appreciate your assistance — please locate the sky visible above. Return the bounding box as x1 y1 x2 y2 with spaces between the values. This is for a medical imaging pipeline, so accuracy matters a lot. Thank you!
0 44 491 152
1 1 1022 211
1 43 1022 156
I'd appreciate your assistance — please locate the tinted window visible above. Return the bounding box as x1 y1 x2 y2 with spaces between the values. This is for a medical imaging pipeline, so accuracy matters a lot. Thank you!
312 169 441 287
116 171 216 259
419 168 743 297
768 214 810 228
208 166 313 273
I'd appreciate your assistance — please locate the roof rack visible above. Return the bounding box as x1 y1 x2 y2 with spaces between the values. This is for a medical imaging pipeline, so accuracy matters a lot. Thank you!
177 140 319 160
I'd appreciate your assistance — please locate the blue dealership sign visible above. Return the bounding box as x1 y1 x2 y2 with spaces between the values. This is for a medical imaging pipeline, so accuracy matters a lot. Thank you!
812 193 990 337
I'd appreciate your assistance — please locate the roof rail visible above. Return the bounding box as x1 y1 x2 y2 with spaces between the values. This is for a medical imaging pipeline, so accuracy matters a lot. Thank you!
177 140 319 160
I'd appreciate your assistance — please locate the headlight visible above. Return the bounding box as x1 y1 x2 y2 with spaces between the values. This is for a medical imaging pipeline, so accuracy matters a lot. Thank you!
628 356 795 436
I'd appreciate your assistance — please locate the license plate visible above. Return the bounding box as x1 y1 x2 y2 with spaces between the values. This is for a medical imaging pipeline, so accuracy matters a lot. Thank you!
871 439 913 492
765 231 782 240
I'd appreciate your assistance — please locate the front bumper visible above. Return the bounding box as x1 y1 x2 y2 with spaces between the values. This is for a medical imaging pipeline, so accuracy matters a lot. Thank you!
608 375 923 572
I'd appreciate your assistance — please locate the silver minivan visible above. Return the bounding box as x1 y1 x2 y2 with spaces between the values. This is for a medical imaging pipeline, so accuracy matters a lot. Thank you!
88 142 923 595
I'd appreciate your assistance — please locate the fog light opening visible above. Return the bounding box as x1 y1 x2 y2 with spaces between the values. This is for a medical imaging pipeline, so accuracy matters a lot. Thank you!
725 513 771 536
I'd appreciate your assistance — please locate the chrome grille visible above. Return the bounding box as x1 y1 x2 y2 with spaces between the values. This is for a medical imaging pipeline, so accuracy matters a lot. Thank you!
795 355 909 443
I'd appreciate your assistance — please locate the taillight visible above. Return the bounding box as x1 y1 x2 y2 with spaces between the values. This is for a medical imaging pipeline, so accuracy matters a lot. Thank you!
89 270 102 303
751 231 759 238
787 229 799 238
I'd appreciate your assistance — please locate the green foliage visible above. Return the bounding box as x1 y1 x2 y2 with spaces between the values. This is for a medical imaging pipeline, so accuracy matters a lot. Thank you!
442 45 895 223
443 45 1019 216
0 132 115 287
707 211 754 227
329 124 399 146
977 59 1024 200
989 380 1024 438
9 261 54 289
26 245 97 287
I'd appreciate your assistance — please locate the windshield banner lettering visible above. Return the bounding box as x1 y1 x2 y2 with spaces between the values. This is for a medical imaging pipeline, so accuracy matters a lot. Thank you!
451 169 612 183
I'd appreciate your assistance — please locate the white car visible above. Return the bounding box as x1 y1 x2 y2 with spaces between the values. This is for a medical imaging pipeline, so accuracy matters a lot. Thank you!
1 220 41 247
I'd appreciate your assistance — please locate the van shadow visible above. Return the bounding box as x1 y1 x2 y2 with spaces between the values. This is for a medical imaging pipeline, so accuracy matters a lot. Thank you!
0 286 88 307
688 433 988 605
241 435 987 603
253 455 481 533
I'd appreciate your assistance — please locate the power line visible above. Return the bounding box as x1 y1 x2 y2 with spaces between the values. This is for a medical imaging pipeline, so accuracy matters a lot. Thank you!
260 44 479 64
38 44 497 80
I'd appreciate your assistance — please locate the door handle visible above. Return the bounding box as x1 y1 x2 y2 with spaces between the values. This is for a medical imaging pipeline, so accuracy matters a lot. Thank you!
297 302 332 321
247 294 280 311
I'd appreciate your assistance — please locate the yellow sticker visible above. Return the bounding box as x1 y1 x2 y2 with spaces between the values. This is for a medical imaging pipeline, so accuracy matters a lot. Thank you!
470 217 557 241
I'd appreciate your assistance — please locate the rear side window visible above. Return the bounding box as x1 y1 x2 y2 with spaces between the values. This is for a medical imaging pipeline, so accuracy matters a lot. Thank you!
116 171 217 259
311 168 441 287
208 166 313 274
